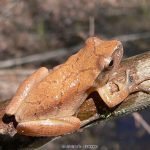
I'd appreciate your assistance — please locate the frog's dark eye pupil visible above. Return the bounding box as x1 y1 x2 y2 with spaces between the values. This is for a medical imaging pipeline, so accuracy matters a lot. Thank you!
109 60 114 67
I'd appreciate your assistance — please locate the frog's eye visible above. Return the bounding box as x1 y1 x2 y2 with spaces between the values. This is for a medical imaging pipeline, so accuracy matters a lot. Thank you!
108 59 114 67
103 57 114 70
104 58 115 72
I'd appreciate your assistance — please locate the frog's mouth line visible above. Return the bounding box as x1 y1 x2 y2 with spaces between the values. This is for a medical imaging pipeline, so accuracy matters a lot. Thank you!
2 114 18 128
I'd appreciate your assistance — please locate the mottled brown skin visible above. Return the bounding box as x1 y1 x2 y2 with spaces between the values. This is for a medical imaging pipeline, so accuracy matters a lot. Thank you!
5 37 123 136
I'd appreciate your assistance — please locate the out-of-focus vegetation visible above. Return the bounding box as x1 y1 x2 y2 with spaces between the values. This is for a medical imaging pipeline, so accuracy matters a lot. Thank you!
0 0 150 61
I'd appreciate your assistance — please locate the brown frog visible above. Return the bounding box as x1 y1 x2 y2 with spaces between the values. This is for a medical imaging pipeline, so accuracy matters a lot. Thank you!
5 37 123 136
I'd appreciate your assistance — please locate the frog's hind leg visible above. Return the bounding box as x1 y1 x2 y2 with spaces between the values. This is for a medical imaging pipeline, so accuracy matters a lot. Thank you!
16 116 81 137
5 67 49 115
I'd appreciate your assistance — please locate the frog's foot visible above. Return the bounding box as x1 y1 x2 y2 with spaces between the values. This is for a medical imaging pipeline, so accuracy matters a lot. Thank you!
81 113 99 127
5 67 49 115
97 70 131 108
132 82 150 94
130 76 150 94
139 86 150 93
16 116 81 137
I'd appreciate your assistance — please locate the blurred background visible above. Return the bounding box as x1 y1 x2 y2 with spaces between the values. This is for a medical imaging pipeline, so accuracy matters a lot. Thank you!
0 0 150 149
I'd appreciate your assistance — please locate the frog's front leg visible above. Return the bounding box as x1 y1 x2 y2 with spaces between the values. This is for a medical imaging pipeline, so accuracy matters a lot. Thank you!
16 116 81 136
97 70 131 108
6 67 49 115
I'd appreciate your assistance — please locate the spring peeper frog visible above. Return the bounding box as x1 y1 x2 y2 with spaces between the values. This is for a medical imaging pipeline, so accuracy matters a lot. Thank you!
4 37 123 137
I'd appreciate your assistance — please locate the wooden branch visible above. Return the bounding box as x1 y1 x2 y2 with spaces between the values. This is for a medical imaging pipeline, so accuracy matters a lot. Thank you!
112 32 150 42
132 112 150 134
0 51 150 149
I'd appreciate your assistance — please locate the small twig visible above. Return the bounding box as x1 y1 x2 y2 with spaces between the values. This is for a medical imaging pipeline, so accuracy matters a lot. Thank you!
112 32 150 42
89 16 95 36
132 112 150 134
0 45 82 69
101 0 149 8
0 69 35 76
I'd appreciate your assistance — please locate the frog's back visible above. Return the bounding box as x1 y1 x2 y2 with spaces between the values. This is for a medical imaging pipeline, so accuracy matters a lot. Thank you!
15 37 102 122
